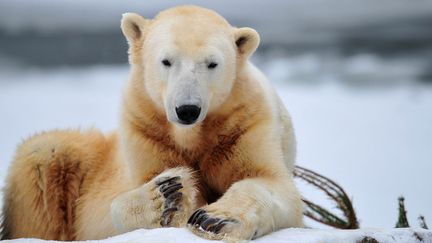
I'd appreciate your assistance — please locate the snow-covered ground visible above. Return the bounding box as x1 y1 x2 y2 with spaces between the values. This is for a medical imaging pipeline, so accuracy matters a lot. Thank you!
0 57 431 241
2 227 432 243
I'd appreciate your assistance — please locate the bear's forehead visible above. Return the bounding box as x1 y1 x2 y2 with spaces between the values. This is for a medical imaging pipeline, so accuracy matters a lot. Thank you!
171 19 227 46
155 5 230 28
148 15 233 55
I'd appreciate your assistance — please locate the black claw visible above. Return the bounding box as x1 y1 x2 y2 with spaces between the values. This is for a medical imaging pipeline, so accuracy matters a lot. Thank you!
188 209 239 234
159 182 181 193
160 218 169 227
155 176 181 186
162 207 178 217
166 191 182 203
161 216 171 227
207 218 237 233
201 217 220 231
164 192 182 208
164 201 174 209
187 210 200 224
195 212 209 226
162 184 183 198
208 219 228 234
160 207 178 226
188 209 206 225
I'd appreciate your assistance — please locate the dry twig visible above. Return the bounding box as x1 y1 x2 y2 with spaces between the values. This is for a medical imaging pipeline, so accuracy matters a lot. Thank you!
294 165 359 229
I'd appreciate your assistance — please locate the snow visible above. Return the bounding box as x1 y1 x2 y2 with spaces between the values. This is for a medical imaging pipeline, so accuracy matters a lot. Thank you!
0 57 432 240
2 228 431 243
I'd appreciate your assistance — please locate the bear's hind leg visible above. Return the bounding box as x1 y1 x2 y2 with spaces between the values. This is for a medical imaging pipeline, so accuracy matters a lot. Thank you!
1 130 109 240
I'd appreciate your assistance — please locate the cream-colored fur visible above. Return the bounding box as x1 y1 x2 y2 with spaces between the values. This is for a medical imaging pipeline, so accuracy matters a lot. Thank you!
111 167 199 233
1 5 303 242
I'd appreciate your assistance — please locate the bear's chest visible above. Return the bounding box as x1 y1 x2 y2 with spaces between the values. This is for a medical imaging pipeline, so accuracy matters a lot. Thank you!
186 130 248 193
158 120 249 197
159 134 239 192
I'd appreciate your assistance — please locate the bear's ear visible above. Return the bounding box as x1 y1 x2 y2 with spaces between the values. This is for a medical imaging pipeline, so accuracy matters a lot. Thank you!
121 13 148 44
234 27 260 58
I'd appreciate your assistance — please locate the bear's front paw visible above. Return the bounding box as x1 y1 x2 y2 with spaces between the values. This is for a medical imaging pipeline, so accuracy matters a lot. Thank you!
111 167 198 233
187 205 257 241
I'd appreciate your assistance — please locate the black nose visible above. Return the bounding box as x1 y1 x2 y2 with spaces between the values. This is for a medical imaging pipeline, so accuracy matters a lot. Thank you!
175 105 201 124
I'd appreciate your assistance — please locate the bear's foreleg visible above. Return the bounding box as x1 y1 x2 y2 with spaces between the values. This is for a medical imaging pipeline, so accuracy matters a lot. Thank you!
110 167 199 233
187 176 303 241
187 121 303 241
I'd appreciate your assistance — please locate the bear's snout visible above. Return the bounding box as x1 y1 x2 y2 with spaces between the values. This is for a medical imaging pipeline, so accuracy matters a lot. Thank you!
175 105 201 125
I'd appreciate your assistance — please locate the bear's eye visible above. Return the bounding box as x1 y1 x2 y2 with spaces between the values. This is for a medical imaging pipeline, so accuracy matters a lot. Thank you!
207 62 218 69
162 59 171 67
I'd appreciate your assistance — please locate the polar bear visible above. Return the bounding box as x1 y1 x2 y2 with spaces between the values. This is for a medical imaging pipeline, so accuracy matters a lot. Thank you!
1 5 303 241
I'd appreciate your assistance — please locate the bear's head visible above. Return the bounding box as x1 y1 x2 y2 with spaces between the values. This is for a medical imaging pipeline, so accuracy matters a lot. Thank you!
121 6 259 126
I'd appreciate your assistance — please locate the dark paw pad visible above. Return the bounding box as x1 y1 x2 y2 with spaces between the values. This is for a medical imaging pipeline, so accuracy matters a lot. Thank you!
187 209 237 234
155 176 183 226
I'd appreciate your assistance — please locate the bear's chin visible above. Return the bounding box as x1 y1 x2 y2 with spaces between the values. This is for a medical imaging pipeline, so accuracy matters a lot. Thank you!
166 116 200 128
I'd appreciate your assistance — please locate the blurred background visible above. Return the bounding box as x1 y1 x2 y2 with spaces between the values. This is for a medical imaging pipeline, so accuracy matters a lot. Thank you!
1 0 431 230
